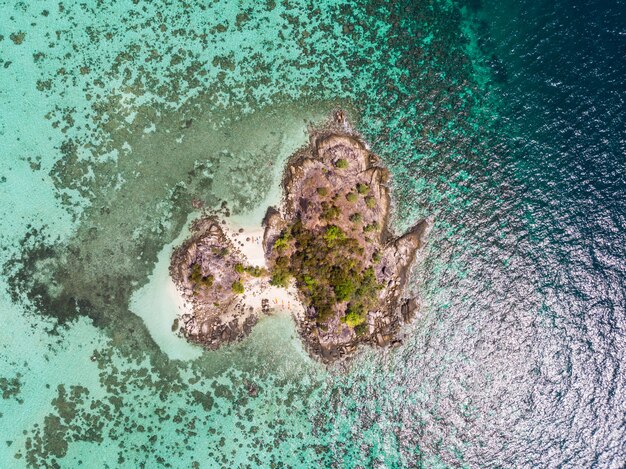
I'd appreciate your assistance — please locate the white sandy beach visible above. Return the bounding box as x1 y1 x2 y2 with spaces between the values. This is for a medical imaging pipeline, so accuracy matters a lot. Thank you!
130 210 304 361
222 217 304 318
129 214 203 361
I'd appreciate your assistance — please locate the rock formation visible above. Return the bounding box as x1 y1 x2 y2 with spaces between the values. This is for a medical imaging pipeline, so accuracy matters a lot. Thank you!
170 112 431 362
169 218 259 349
263 112 432 362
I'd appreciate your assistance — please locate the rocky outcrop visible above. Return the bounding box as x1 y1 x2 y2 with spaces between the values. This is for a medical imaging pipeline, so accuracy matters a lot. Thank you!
169 218 259 349
261 207 285 258
170 112 431 363
263 112 432 363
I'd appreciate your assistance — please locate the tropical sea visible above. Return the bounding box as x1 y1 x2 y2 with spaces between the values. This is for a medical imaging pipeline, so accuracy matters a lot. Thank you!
0 0 624 467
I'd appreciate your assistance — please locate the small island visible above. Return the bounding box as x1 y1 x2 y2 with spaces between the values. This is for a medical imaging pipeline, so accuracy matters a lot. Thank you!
170 112 431 362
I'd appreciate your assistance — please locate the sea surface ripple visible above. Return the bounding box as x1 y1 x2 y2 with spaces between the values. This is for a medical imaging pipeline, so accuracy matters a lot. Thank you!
0 0 624 467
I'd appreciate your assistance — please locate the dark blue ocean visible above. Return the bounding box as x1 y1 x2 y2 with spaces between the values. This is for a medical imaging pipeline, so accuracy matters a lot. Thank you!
0 0 624 466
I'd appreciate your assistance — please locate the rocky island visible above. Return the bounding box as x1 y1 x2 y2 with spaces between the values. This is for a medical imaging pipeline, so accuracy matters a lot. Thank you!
170 218 265 349
170 112 431 362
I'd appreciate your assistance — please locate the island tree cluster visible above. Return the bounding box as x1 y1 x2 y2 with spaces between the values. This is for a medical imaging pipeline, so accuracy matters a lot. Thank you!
269 219 382 334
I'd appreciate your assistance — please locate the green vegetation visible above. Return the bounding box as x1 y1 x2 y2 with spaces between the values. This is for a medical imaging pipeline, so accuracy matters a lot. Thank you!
335 158 348 169
333 274 356 302
323 225 345 243
363 221 380 233
349 213 362 224
345 192 358 203
231 281 244 294
273 230 291 251
274 238 289 250
342 310 366 328
303 275 316 290
269 221 382 326
211 246 229 257
316 187 328 196
234 261 268 281
372 250 382 263
270 271 290 287
365 196 376 209
340 267 381 330
189 263 203 282
269 255 291 287
245 265 267 277
356 183 370 195
188 262 214 289
321 202 340 221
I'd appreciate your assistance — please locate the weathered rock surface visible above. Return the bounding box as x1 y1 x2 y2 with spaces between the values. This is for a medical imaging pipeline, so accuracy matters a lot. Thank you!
169 218 258 349
263 112 432 363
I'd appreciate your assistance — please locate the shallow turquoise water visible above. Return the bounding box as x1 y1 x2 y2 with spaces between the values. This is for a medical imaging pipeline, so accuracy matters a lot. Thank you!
1 0 624 467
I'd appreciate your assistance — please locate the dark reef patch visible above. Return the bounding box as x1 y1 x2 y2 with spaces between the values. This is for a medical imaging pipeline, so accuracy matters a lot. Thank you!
0 374 22 402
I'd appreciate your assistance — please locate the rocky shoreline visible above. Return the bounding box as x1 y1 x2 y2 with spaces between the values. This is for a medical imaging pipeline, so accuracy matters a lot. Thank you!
170 112 431 363
169 218 257 349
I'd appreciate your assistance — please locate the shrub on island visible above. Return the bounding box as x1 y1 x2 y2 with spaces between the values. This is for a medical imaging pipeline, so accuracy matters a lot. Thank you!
345 192 358 203
189 262 214 288
349 213 362 224
356 183 370 195
335 159 348 169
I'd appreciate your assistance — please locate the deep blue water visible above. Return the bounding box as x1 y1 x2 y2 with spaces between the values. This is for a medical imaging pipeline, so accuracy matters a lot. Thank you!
475 0 626 464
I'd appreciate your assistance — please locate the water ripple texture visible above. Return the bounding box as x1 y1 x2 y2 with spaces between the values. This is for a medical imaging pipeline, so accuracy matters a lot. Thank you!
0 0 624 467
